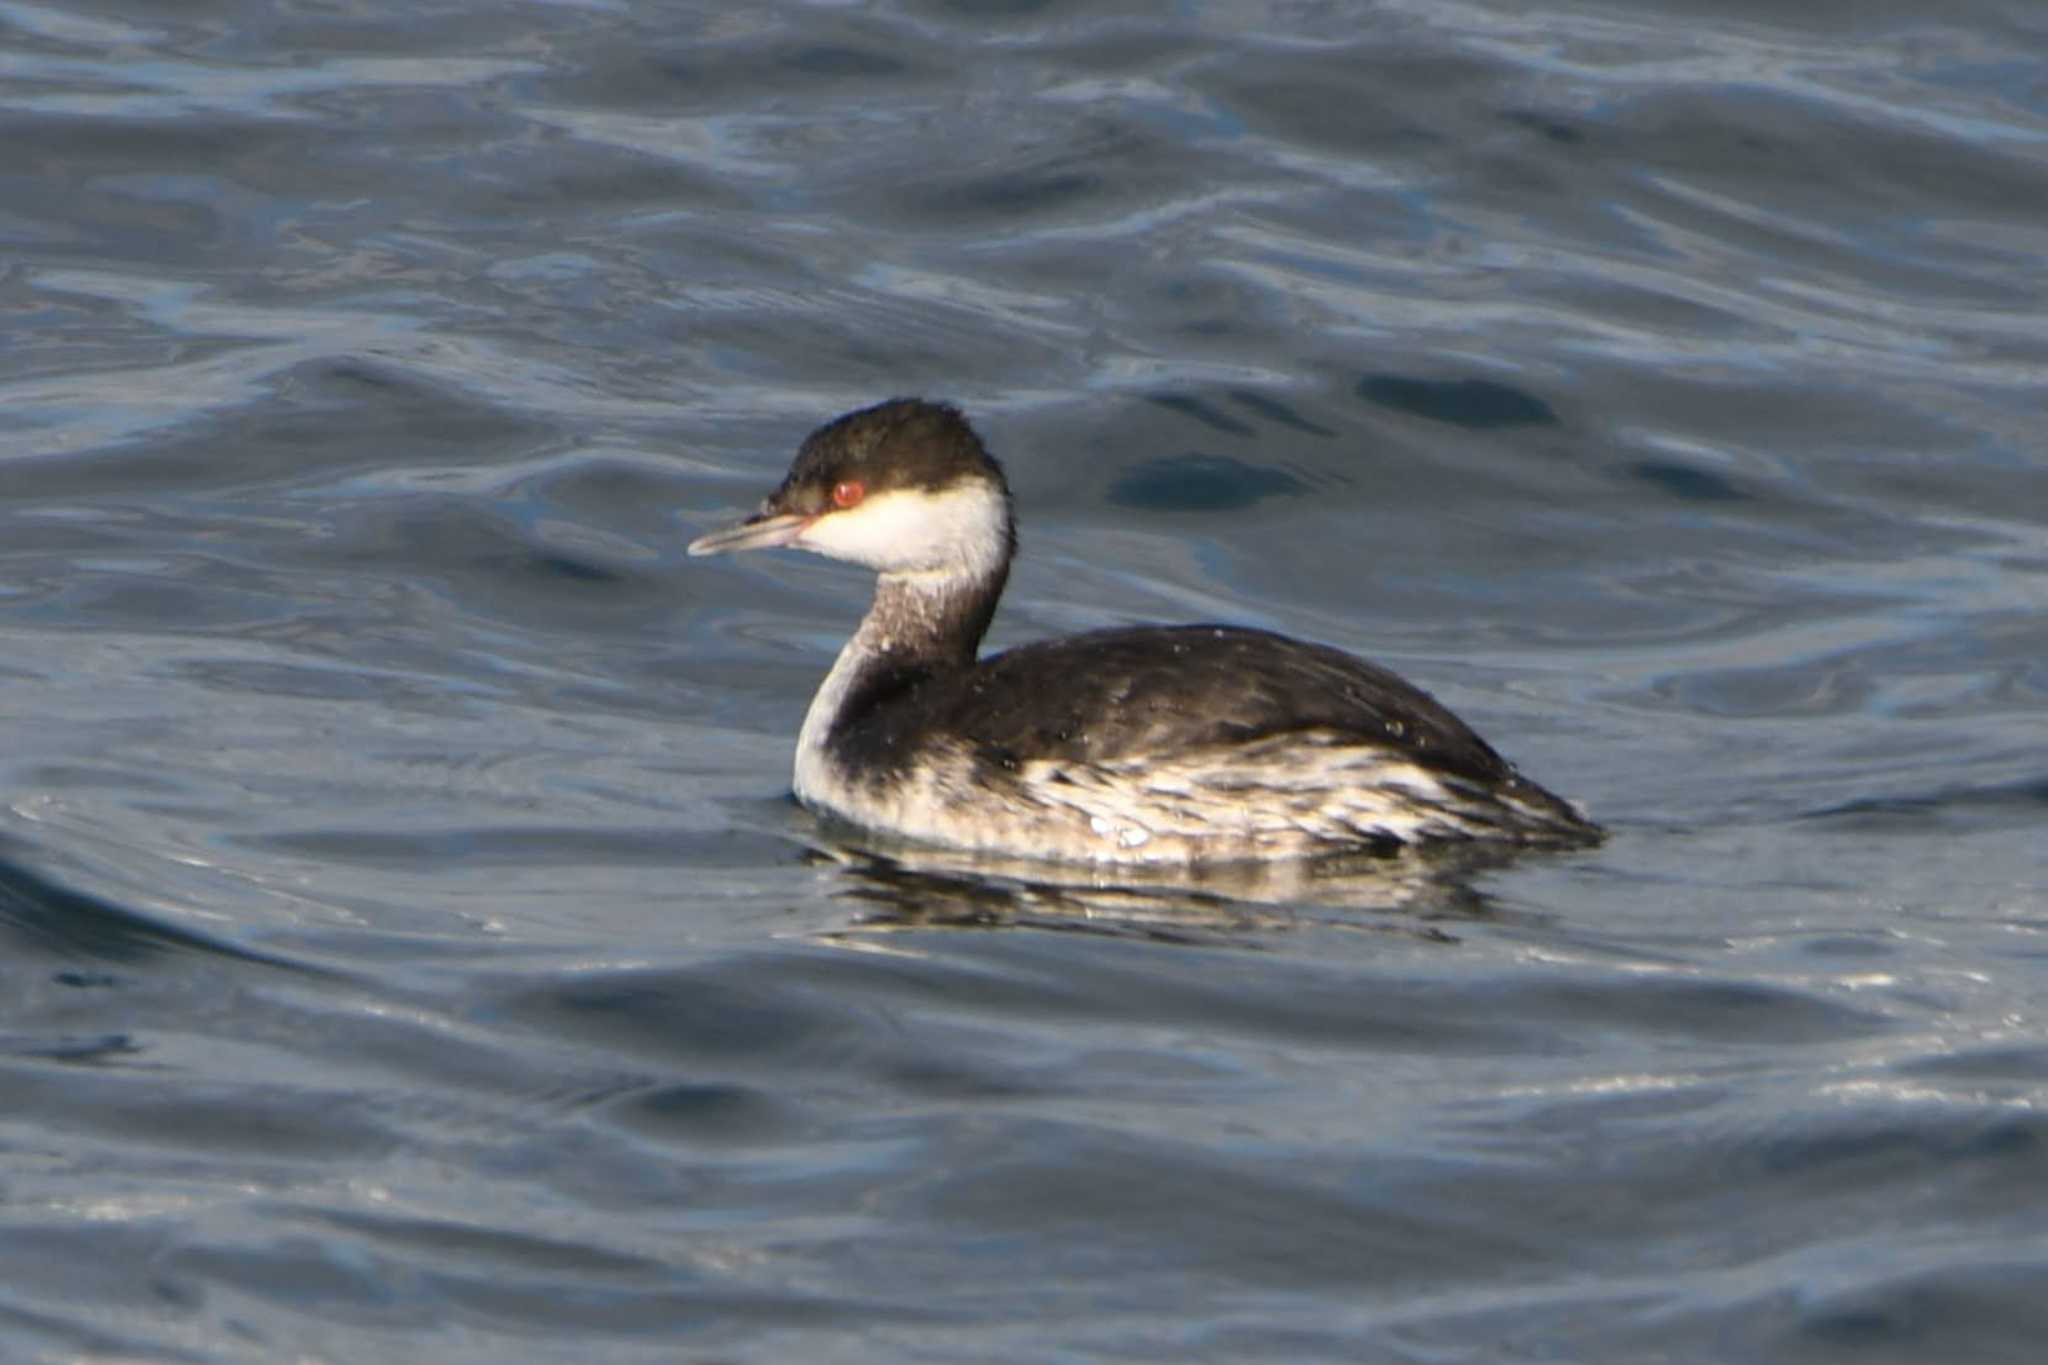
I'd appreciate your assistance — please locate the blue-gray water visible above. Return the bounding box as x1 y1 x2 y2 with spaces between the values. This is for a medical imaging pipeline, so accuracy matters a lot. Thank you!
4 1 2048 1360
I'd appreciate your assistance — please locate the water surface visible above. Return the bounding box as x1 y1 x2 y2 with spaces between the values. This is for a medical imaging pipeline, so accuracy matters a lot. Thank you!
4 0 2048 1360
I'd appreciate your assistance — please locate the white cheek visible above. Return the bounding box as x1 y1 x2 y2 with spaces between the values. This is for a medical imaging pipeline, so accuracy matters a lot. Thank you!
796 491 925 568
797 485 1007 576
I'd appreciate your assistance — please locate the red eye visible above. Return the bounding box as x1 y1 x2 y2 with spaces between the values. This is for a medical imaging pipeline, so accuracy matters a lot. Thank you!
831 480 865 509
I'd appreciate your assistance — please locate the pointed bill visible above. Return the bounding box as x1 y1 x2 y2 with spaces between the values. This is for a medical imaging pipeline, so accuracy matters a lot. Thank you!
687 512 811 557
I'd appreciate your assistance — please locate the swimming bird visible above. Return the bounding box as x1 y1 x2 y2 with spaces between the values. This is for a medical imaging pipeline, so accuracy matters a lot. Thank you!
688 399 1602 863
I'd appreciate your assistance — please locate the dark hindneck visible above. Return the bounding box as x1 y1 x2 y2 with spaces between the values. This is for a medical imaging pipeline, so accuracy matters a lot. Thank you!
824 563 1007 742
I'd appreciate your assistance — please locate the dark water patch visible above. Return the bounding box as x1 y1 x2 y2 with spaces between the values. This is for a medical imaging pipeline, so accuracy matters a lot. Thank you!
1198 47 1475 159
491 551 629 588
3 558 313 636
296 358 559 465
630 25 942 110
0 1032 140 1064
606 1080 801 1146
469 545 673 630
488 964 862 1071
0 115 303 265
305 496 673 625
1107 453 1308 512
1793 933 1898 961
1786 1261 2048 1362
746 935 1550 1058
925 0 1067 19
482 937 1553 1141
413 1274 942 1339
1627 458 1749 502
304 1208 673 1281
170 658 409 704
1431 1097 2048 1284
315 497 529 570
0 1226 216 1361
1505 973 1888 1048
1367 1252 2048 1365
782 43 912 79
862 111 1189 234
1357 374 1560 429
1760 1114 2035 1174
76 1085 398 1161
1503 109 1586 144
21 764 189 797
490 153 752 218
911 168 1106 221
904 1121 1545 1293
1146 393 1256 436
161 1235 453 1331
52 971 123 990
1227 388 1336 436
1803 775 2048 831
0 1308 205 1365
0 845 308 972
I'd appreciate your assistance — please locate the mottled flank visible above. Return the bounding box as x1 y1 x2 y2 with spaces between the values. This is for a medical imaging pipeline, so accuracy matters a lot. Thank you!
802 725 1597 865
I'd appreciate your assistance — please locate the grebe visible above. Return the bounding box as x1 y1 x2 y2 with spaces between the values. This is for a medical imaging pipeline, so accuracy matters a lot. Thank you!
688 399 1602 864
